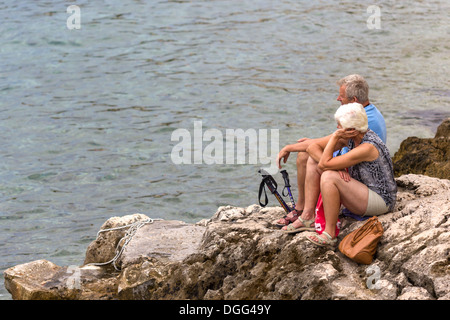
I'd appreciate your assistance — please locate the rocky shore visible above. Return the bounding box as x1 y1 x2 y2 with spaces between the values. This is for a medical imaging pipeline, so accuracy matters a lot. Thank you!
4 119 450 300
392 118 449 180
4 174 450 300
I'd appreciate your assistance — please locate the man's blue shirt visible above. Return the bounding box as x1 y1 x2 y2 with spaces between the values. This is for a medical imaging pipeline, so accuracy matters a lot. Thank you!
365 103 387 143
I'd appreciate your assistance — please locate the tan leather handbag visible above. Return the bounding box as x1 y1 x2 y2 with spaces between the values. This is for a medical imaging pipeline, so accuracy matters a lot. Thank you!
338 216 384 264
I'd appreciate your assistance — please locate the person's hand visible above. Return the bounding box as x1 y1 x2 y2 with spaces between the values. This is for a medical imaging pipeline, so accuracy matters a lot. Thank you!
277 147 290 169
297 137 310 143
333 128 359 140
338 170 351 182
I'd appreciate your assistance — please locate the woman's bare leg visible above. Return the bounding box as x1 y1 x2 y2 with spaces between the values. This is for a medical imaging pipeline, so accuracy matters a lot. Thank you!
320 170 369 238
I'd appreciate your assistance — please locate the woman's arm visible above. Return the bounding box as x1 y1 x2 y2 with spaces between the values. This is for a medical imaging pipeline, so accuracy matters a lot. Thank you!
318 130 379 171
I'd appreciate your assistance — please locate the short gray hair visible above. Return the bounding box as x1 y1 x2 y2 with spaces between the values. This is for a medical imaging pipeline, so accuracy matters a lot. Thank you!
337 74 369 103
334 102 368 133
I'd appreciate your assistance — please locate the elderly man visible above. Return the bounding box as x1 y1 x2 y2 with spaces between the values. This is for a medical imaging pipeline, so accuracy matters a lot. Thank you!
275 74 387 231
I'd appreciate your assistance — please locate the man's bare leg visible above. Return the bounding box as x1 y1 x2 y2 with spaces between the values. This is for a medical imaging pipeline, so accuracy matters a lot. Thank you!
295 151 308 211
275 151 308 226
275 138 317 226
282 156 321 230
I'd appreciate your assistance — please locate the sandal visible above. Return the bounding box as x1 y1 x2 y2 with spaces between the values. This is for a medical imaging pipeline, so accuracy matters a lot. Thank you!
281 216 315 234
273 209 302 228
305 231 337 247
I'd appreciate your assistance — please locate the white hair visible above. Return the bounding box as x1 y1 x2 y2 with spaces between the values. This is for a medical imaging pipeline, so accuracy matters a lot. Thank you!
334 102 368 132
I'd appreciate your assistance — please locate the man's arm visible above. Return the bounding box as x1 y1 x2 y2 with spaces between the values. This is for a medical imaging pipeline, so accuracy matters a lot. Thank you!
277 134 332 169
305 134 346 163
286 134 332 153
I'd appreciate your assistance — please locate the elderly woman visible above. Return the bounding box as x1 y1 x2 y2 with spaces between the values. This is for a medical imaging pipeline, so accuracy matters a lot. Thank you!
302 102 397 247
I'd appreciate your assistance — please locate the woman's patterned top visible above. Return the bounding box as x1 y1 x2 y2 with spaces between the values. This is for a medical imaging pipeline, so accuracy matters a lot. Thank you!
348 129 397 211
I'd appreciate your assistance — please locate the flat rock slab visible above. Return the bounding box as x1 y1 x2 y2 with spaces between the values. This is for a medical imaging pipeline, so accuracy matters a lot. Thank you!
119 220 206 267
4 220 207 300
4 260 62 300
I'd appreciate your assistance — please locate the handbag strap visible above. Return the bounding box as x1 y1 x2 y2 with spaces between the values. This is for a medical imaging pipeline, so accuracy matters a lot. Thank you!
350 217 379 245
